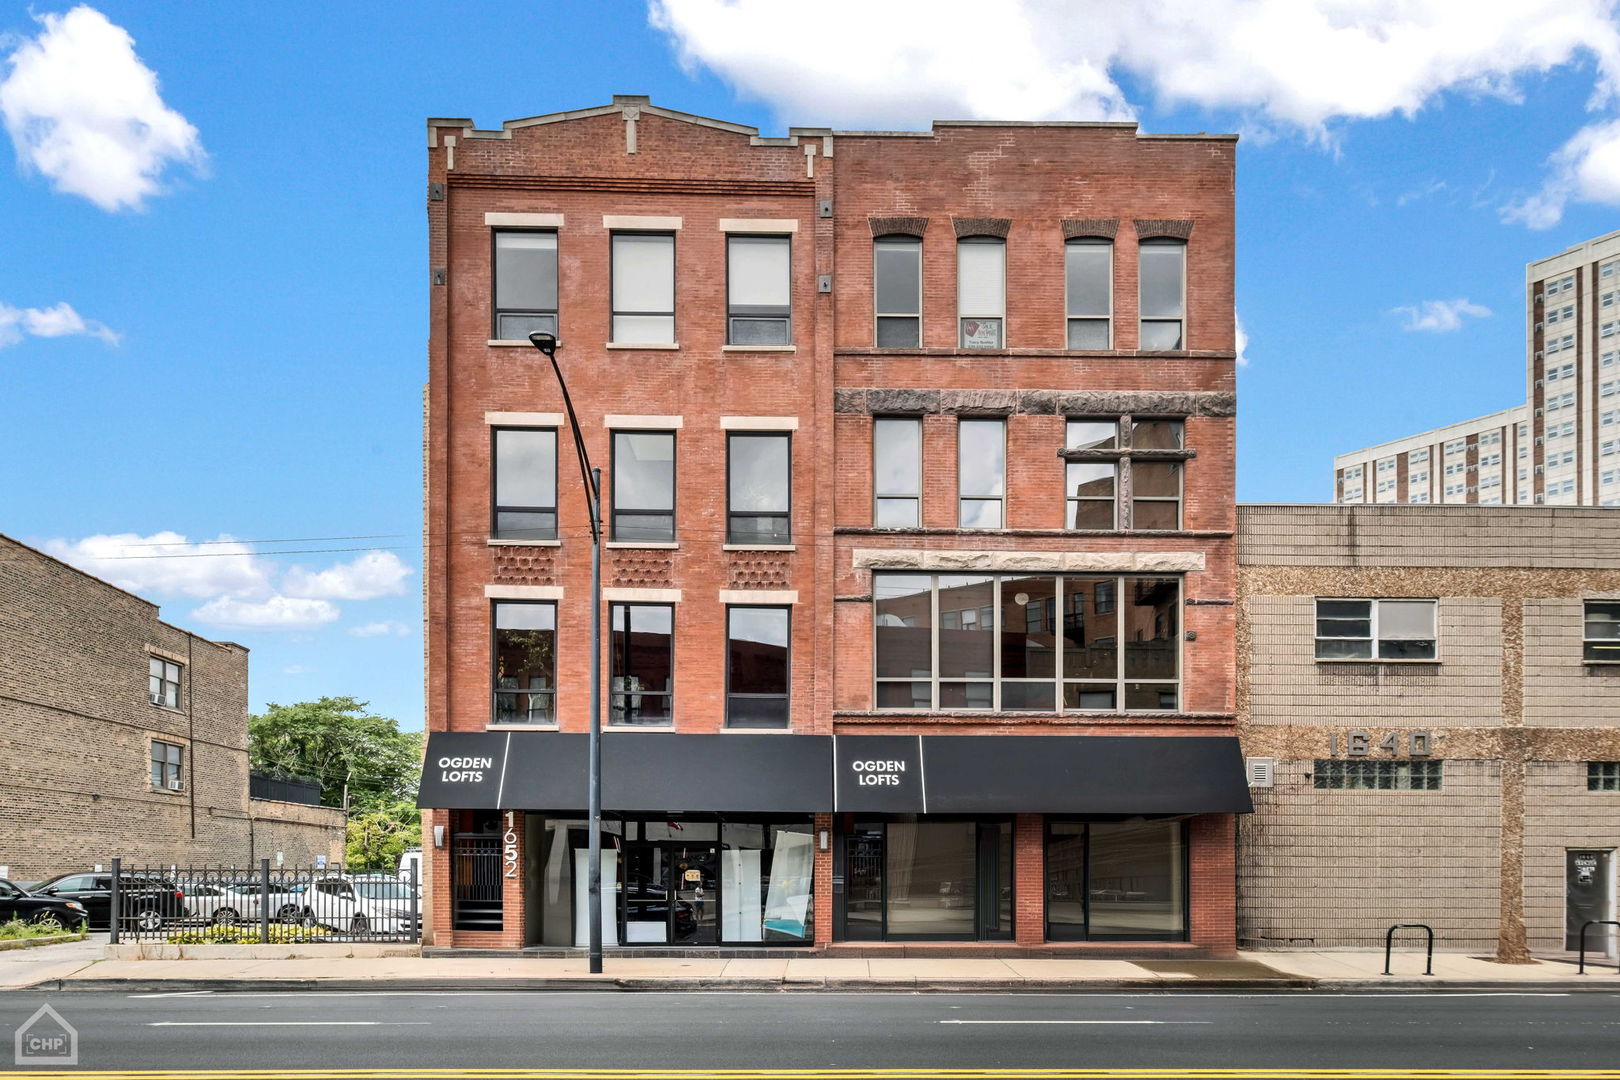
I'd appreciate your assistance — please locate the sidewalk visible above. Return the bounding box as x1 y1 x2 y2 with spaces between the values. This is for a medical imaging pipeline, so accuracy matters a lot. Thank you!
5 941 1620 992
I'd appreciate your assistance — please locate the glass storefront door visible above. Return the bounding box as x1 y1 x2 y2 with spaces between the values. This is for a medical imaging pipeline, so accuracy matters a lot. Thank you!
622 837 717 945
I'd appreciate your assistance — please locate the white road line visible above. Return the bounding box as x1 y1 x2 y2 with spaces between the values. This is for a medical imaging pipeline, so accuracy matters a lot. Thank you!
146 1021 431 1027
937 1019 1211 1026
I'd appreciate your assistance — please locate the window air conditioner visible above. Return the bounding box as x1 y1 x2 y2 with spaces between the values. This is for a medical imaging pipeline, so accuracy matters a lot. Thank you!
167 779 184 792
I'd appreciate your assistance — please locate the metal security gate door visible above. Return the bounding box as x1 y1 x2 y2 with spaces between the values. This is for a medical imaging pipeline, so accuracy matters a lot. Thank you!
452 834 503 931
1566 850 1613 953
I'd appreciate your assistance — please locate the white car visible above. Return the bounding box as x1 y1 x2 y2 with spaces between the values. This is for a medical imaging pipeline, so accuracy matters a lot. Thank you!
303 877 420 935
175 881 254 927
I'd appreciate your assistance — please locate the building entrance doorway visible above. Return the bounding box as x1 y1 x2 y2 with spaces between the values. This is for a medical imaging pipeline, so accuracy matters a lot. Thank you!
838 818 1012 941
622 840 717 945
1566 849 1614 954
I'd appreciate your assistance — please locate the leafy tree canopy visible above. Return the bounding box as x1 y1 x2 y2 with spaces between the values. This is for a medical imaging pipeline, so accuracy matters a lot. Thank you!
249 696 422 815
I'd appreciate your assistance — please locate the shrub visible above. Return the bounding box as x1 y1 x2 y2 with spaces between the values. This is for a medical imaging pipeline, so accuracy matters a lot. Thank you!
166 924 332 945
0 916 84 940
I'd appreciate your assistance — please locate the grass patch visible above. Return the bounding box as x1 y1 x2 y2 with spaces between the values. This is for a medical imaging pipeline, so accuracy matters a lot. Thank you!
0 915 85 939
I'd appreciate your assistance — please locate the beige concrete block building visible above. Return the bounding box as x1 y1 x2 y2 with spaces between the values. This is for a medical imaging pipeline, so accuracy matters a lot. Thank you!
1237 504 1620 958
0 533 344 880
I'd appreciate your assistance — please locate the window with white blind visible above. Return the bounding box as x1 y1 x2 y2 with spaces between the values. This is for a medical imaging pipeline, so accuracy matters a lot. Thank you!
493 231 558 340
1065 238 1112 348
1139 239 1186 349
874 236 922 347
611 233 675 344
957 238 1005 348
727 235 791 345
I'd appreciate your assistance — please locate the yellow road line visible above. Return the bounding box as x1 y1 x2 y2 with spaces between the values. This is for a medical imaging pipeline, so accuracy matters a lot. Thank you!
3 1070 1619 1079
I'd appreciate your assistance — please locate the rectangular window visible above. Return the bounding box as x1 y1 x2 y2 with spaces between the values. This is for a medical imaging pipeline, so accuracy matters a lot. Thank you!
1139 239 1186 349
1065 419 1117 529
150 739 183 789
1314 598 1437 660
1313 760 1442 790
1045 818 1188 942
727 235 790 345
875 573 1179 712
873 417 922 527
611 232 675 344
610 603 673 726
493 601 556 724
874 236 922 347
611 431 675 542
726 606 790 728
958 419 1006 528
1589 762 1620 791
1585 600 1620 662
957 238 1005 347
1063 418 1184 530
492 427 557 541
1066 238 1112 348
147 657 182 708
727 432 791 545
493 230 558 340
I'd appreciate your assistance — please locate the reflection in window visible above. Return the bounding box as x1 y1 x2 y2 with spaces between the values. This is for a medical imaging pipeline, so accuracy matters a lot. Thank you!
875 236 922 347
1314 598 1437 660
612 431 675 542
1139 238 1186 349
728 433 791 545
494 601 556 724
874 417 922 527
1585 600 1620 662
1064 418 1184 530
611 603 673 725
493 428 557 540
958 419 1005 528
876 574 1179 712
886 820 977 936
1066 238 1112 348
1087 819 1185 938
721 822 814 941
726 607 790 728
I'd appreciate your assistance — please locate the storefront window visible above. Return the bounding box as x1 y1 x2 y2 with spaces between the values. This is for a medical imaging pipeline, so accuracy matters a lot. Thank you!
887 820 976 936
721 821 815 942
840 818 1012 941
1043 818 1187 941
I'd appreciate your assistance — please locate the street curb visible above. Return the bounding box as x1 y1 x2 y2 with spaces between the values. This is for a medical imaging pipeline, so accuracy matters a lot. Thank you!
0 933 87 953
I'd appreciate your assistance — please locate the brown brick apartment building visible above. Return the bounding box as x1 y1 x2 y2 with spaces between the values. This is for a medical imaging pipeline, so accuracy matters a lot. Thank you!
1237 504 1620 959
419 97 1249 954
0 533 344 880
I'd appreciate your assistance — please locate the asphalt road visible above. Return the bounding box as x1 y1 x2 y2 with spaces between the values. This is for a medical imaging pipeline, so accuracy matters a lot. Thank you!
1 990 1617 1077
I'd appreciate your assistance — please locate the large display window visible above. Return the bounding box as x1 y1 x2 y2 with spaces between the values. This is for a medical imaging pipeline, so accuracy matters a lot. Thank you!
1045 818 1187 941
839 817 1013 941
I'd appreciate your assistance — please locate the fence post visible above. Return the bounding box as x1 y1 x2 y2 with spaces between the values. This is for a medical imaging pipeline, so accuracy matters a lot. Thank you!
108 857 121 945
410 854 420 943
258 858 271 944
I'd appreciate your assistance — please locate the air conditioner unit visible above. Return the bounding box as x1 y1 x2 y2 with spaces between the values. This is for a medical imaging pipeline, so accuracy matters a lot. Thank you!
1245 757 1275 789
167 779 184 792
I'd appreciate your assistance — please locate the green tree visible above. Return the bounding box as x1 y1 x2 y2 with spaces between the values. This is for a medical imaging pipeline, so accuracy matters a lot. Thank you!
345 803 420 871
249 696 423 814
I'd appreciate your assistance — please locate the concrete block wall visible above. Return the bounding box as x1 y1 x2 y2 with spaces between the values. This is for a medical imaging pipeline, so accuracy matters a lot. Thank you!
1523 762 1620 952
1523 596 1620 727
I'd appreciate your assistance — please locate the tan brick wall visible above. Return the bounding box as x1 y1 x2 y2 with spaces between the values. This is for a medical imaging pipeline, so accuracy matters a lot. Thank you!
1523 596 1620 727
1246 595 1504 728
1523 762 1620 952
1240 759 1502 950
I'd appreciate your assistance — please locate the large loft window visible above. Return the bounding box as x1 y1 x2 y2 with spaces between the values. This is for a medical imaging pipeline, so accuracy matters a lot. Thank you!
493 601 556 725
611 232 675 344
1314 598 1437 661
727 432 791 545
492 427 557 541
611 430 675 542
493 230 558 340
873 417 922 527
1061 418 1186 531
1138 238 1186 349
727 235 791 345
1065 238 1112 348
874 573 1181 712
610 603 674 726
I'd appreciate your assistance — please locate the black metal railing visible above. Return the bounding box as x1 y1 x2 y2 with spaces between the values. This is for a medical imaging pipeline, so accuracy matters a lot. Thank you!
109 857 419 944
248 774 324 806
451 835 503 931
1382 923 1435 976
1577 920 1620 975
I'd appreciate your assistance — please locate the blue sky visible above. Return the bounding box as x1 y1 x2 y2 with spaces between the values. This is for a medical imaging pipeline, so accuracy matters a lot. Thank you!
4 1 1620 730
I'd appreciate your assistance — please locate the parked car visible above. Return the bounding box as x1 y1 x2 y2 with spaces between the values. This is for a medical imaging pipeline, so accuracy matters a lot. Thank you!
397 848 421 883
28 872 190 932
299 877 420 935
0 879 87 931
175 881 253 926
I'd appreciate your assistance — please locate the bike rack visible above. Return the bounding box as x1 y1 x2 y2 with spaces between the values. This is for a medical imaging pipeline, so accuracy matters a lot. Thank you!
1577 920 1620 975
1383 923 1435 976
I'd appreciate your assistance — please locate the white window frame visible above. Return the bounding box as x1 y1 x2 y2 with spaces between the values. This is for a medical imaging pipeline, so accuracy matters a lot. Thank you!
957 236 1006 348
1314 597 1439 662
874 235 923 347
1064 237 1112 349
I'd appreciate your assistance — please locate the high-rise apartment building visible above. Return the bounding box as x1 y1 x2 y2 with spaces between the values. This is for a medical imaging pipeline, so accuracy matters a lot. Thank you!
1334 231 1620 508
419 96 1249 955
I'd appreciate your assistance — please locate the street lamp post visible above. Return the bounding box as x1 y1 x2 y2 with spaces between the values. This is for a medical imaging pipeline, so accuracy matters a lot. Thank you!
528 331 605 974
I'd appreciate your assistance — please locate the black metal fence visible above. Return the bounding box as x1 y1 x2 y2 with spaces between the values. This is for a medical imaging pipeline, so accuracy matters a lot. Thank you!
110 857 419 944
248 774 324 806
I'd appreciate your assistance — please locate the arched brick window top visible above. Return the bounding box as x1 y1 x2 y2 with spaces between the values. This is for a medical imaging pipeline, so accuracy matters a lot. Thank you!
1134 218 1194 240
951 216 1011 239
1061 218 1119 240
867 216 928 238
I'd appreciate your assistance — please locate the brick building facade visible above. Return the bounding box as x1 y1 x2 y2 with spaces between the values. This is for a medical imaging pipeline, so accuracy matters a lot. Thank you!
420 97 1248 954
0 534 344 880
1237 504 1620 958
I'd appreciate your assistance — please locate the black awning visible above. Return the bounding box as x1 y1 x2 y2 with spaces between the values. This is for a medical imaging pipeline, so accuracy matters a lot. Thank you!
419 731 832 812
419 731 1251 816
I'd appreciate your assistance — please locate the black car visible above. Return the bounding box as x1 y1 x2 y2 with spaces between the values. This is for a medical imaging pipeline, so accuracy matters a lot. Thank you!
29 872 190 932
0 879 87 931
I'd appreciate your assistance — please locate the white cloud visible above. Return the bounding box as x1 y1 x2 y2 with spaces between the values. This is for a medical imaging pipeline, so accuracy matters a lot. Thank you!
0 300 119 348
1393 298 1492 332
347 620 412 638
1234 313 1250 368
0 5 205 211
45 531 272 599
283 551 411 601
652 0 1620 221
282 665 310 675
192 595 340 631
